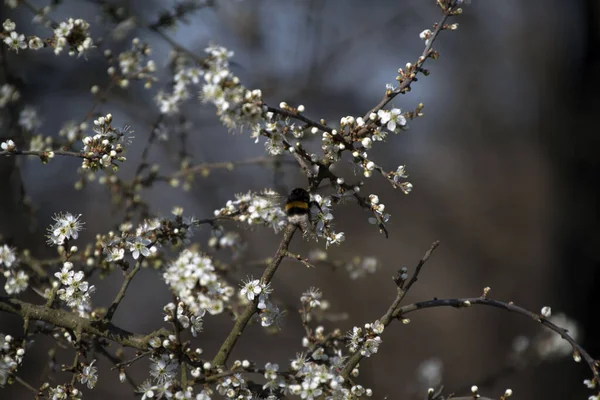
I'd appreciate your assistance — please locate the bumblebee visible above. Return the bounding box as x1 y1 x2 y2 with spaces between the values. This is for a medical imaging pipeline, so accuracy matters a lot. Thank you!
284 188 314 235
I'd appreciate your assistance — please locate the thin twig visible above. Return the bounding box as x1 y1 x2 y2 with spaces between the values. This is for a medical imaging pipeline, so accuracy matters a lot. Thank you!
95 344 139 389
110 350 152 371
104 258 143 321
13 375 38 394
340 241 439 378
394 297 600 385
0 149 92 159
168 157 296 179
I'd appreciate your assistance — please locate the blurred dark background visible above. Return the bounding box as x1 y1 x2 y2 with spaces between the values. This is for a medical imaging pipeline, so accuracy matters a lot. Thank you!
1 0 599 398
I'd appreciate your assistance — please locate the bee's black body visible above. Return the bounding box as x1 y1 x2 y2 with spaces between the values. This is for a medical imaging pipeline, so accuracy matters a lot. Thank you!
285 188 312 234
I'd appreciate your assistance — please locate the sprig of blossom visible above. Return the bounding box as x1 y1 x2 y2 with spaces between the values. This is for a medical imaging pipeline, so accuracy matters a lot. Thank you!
149 354 178 384
163 249 233 316
0 139 16 152
238 276 284 328
18 106 42 131
346 320 384 357
81 114 131 171
0 84 20 107
46 212 85 246
0 245 17 269
47 385 82 399
108 38 156 90
164 301 204 337
52 17 94 57
214 190 287 233
78 359 98 389
216 372 252 399
54 261 95 315
155 61 202 114
286 350 355 399
311 194 345 247
4 270 29 295
0 245 28 295
0 334 25 387
208 228 246 258
199 45 264 129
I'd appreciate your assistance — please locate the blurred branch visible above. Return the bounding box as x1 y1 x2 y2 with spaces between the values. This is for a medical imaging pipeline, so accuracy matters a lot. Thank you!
167 156 297 179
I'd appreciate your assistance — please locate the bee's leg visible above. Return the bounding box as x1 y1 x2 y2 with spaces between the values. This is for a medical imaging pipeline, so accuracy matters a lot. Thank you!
303 220 321 242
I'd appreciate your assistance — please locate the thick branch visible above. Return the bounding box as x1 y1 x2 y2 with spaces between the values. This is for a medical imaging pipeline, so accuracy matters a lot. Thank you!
0 297 170 351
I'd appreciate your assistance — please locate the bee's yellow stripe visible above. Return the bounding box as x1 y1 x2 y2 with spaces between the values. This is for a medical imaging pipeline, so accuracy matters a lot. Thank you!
285 201 309 211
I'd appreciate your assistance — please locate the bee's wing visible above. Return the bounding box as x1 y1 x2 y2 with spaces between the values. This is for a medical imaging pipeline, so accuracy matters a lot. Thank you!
256 190 288 210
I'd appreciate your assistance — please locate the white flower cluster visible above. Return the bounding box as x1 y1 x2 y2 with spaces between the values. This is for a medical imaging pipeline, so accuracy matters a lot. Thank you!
284 351 372 399
163 249 234 316
239 276 283 327
81 114 131 171
156 61 202 114
208 228 245 258
101 214 200 277
0 83 20 107
298 287 332 326
149 354 179 384
0 244 28 295
0 244 17 269
138 380 197 400
322 109 408 181
46 212 85 246
54 261 95 314
53 17 94 57
300 287 324 310
0 334 25 387
28 133 54 152
199 45 264 129
109 38 156 89
311 194 345 247
387 165 413 194
259 114 295 156
344 256 378 280
0 139 15 152
78 359 98 389
346 320 384 357
3 270 28 296
48 385 83 399
2 19 41 53
366 194 391 227
215 372 252 398
138 336 208 399
193 44 412 235
58 120 83 142
18 106 42 131
214 190 287 233
164 301 204 337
